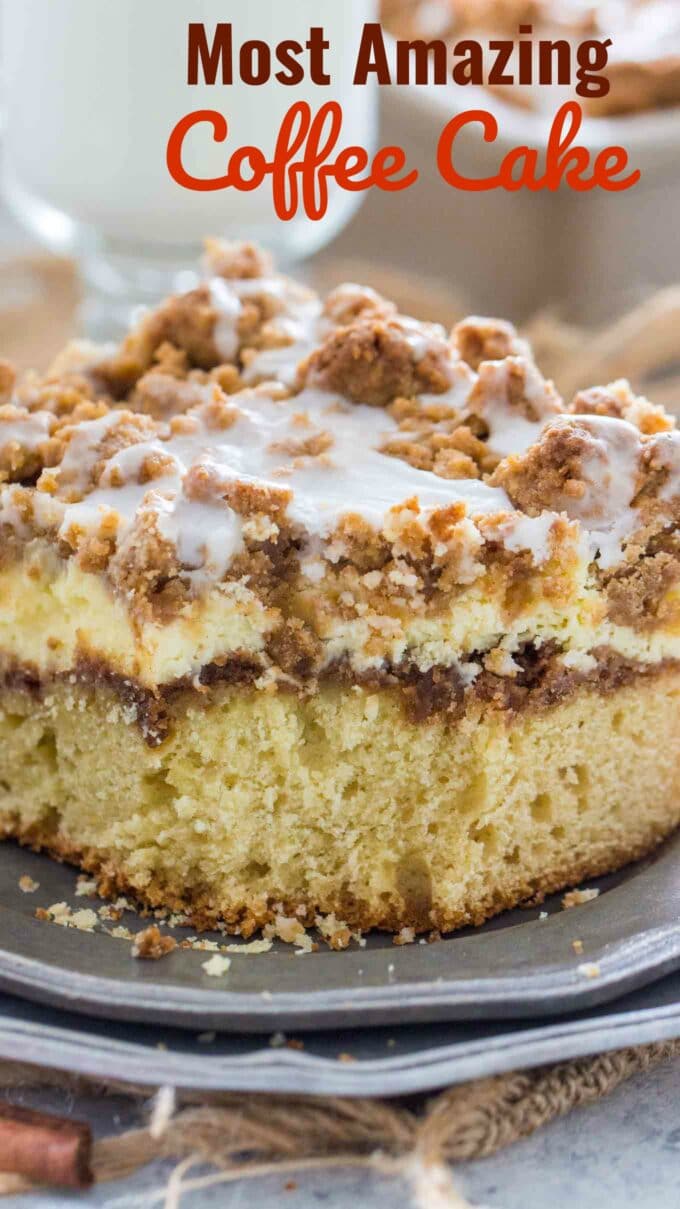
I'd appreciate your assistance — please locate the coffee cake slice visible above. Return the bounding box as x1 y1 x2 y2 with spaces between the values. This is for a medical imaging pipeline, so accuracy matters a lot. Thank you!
0 241 678 935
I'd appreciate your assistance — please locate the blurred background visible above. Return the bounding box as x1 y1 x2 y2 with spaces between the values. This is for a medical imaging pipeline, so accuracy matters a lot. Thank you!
0 0 678 409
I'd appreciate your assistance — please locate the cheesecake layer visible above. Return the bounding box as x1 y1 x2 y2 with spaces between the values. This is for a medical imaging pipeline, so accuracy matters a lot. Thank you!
1 543 678 689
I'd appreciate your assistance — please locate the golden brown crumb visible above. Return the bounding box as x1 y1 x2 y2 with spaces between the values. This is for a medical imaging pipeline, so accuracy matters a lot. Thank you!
179 937 220 952
562 887 600 909
95 286 223 396
75 876 98 897
453 315 525 371
314 913 352 950
106 509 185 611
223 938 273 954
131 924 177 960
131 370 209 420
264 913 315 950
18 875 39 893
323 282 396 326
467 356 562 425
337 1052 357 1063
52 410 156 501
307 316 453 406
71 908 99 931
605 546 680 633
109 925 134 940
0 404 55 484
269 430 334 459
204 237 274 280
381 409 498 480
572 938 584 954
199 390 241 431
393 926 416 945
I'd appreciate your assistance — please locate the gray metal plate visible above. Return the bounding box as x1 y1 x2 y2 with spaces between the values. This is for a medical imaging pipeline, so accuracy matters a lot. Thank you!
0 834 678 1033
1 973 679 1096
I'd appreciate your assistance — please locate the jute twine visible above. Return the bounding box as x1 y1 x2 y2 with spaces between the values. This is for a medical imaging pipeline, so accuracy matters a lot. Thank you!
0 1040 678 1204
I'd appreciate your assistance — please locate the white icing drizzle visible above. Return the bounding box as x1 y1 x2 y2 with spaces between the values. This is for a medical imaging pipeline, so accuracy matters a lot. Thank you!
0 408 53 452
225 388 507 534
57 436 183 544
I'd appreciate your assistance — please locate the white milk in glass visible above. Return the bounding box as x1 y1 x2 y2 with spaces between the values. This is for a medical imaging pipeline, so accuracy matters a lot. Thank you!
2 0 377 328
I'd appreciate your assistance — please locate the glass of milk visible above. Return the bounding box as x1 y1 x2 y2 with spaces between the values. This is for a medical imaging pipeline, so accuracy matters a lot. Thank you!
1 0 378 335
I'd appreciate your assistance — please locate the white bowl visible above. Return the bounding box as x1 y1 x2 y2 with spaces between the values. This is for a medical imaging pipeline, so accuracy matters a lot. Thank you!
379 64 680 323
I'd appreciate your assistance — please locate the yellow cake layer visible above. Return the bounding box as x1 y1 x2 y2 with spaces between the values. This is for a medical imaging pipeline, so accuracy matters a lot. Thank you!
1 542 679 689
1 672 678 932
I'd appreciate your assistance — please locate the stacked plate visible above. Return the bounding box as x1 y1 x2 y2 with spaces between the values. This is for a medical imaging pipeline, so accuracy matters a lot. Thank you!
1 833 678 1093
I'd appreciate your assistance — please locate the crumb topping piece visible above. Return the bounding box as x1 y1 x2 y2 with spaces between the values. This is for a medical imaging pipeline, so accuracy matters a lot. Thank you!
562 887 600 909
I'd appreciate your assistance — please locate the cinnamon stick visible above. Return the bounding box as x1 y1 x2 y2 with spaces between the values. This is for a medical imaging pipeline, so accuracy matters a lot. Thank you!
0 1103 92 1188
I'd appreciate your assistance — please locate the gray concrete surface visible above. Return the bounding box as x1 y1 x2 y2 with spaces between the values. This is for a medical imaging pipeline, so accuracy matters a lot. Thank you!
2 1057 678 1208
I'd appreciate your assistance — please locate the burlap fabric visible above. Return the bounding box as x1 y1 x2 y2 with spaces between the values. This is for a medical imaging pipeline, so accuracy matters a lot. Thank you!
0 1041 678 1203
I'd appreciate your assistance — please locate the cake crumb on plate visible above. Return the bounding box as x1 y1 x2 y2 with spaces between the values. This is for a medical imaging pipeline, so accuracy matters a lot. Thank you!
578 962 601 979
131 925 177 960
35 902 98 932
201 954 231 977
